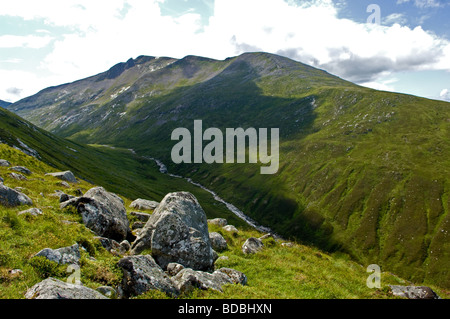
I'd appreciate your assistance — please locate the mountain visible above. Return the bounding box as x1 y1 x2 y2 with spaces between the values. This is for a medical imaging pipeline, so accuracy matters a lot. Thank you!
0 100 11 108
7 52 450 288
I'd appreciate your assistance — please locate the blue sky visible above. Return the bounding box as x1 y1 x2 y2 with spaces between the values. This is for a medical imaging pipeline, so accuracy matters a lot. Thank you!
0 0 449 103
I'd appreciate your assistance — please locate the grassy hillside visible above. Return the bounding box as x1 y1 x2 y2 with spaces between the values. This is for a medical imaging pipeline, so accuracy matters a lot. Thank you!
7 52 450 288
3 144 447 299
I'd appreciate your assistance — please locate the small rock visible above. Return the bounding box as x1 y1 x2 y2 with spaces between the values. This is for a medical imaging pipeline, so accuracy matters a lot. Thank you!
0 159 11 167
18 208 43 217
281 242 295 247
96 286 117 299
216 256 229 262
8 172 27 181
45 171 78 183
34 244 80 265
172 268 232 293
25 278 108 299
208 218 228 227
259 233 273 240
59 193 75 203
132 221 145 230
8 269 23 276
10 166 32 175
242 237 264 255
209 232 228 252
389 285 440 299
0 176 3 184
130 211 152 222
57 181 71 188
167 263 185 277
0 184 33 207
129 199 159 211
222 225 238 233
119 240 131 253
215 268 248 285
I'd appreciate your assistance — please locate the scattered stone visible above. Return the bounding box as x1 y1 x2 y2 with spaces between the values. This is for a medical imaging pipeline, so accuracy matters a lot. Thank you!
45 171 78 183
222 225 238 233
25 278 108 299
131 192 215 272
8 172 28 181
209 232 228 252
129 199 159 211
96 286 117 299
167 263 185 277
59 193 75 203
117 255 179 298
216 256 229 262
130 211 151 222
0 184 33 207
281 242 295 248
242 237 264 255
215 268 248 285
18 208 43 217
119 240 131 253
10 166 32 175
59 197 80 210
0 159 11 167
34 244 81 265
0 176 3 184
208 218 228 227
8 269 23 276
259 233 274 240
57 181 71 188
389 285 440 299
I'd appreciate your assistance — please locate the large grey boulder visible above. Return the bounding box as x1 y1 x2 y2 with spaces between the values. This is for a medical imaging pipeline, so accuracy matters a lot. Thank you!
77 187 131 242
242 237 264 254
25 278 108 299
0 184 33 207
130 199 159 211
34 244 81 265
46 171 78 183
389 285 440 299
209 232 228 252
117 255 179 298
131 192 215 272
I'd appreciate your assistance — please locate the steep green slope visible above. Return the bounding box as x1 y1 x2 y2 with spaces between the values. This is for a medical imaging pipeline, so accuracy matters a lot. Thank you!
0 106 246 227
7 52 450 288
3 143 445 299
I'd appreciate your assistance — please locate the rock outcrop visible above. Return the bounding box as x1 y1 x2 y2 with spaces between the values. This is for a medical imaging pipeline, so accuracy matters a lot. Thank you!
25 278 108 299
131 192 215 272
0 159 11 167
389 285 440 299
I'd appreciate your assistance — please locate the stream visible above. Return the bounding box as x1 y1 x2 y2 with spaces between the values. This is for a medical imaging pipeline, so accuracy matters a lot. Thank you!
144 156 278 236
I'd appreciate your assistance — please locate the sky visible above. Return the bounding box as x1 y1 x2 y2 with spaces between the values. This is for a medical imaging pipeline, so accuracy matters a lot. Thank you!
0 0 450 103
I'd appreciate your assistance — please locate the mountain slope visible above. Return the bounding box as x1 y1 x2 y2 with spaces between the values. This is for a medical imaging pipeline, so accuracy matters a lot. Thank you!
7 52 450 288
0 106 246 227
0 100 11 108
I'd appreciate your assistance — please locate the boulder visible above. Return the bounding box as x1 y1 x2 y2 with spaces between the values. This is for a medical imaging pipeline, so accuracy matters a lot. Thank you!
208 218 228 227
209 232 228 252
25 278 108 299
117 255 179 298
77 187 131 242
34 244 81 265
46 171 78 183
242 237 264 255
18 208 43 217
8 172 27 181
130 211 152 222
0 184 33 207
0 159 11 167
129 199 159 211
10 166 32 175
215 268 248 285
131 192 215 272
59 193 75 203
389 285 440 299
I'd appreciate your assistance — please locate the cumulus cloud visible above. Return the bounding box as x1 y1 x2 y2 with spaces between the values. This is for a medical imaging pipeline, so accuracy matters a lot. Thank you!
1 0 450 101
440 89 450 101
396 0 444 8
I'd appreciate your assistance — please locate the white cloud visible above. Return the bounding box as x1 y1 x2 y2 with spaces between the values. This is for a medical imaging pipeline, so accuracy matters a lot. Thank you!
396 0 444 8
440 88 450 101
2 0 450 102
0 35 53 49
